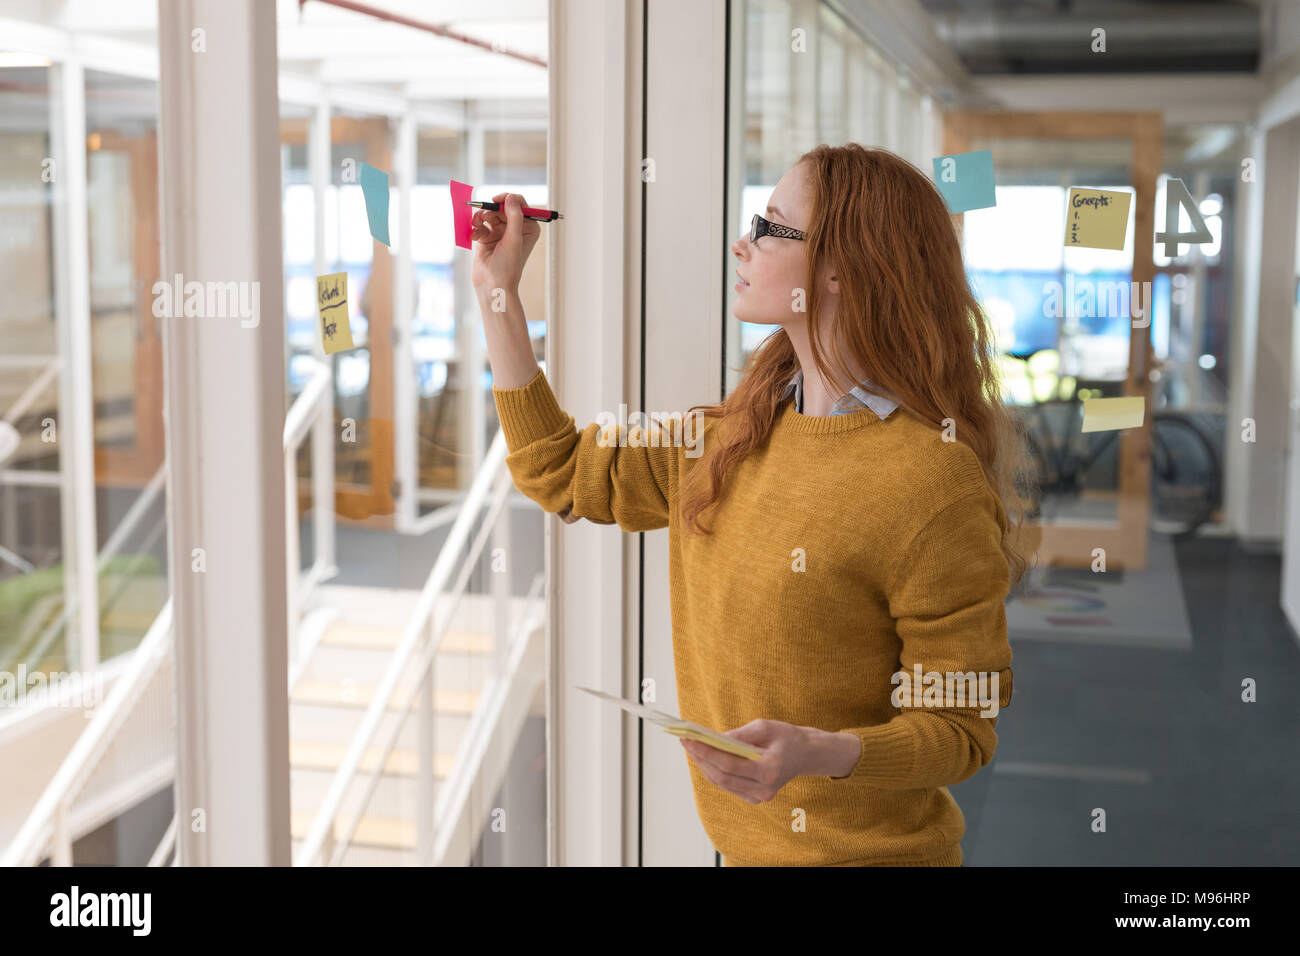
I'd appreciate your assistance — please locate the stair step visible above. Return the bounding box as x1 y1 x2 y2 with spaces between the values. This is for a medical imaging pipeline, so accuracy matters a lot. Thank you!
291 808 416 850
290 703 470 751
319 624 495 656
306 642 494 690
289 740 455 778
292 839 416 867
290 680 478 713
308 586 541 634
291 764 431 821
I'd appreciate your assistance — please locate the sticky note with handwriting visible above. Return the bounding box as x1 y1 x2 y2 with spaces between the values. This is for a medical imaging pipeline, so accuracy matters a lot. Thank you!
1081 396 1145 433
932 149 996 214
359 162 391 246
316 272 354 354
1065 187 1131 251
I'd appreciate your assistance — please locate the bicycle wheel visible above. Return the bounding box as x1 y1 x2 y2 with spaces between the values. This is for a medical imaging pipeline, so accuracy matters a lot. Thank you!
1148 412 1221 539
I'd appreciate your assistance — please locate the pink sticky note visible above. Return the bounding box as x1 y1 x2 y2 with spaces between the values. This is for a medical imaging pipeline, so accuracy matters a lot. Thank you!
451 179 474 249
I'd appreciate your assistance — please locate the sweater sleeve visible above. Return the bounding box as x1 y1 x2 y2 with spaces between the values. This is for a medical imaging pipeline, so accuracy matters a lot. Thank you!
492 368 676 533
826 487 1014 790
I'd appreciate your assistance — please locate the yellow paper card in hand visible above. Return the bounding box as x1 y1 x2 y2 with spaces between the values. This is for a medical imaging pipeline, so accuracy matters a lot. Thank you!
1064 187 1132 251
662 723 765 761
577 686 765 761
317 272 353 354
1081 396 1145 433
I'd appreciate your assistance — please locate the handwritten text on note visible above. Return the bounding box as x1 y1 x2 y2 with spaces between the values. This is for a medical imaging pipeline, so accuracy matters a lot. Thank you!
1064 187 1132 251
316 272 354 354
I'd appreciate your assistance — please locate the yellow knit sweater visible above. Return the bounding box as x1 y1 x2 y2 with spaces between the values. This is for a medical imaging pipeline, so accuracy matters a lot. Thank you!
492 368 1014 867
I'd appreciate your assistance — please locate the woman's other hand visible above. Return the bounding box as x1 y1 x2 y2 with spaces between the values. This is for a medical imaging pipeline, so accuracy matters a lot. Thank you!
678 719 831 804
470 192 541 295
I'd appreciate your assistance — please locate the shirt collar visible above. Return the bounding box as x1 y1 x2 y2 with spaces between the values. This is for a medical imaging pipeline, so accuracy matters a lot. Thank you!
781 368 898 419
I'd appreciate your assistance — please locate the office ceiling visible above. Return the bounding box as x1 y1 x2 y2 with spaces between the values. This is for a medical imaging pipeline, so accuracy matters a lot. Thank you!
917 0 1262 73
0 0 550 101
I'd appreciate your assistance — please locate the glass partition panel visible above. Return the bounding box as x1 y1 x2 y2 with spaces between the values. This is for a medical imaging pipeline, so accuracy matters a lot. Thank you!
327 110 391 516
412 126 466 507
965 134 1136 525
480 127 547 447
0 65 67 677
281 102 316 574
725 0 936 391
84 69 168 663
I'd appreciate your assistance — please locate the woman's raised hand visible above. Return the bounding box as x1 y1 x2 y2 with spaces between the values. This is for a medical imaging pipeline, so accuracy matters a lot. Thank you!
470 192 542 295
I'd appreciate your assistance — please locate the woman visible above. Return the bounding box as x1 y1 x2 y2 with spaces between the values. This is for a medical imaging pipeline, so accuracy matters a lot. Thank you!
470 143 1034 867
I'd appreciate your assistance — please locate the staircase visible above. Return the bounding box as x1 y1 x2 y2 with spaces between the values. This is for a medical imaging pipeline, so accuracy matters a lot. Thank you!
4 427 545 867
288 584 543 866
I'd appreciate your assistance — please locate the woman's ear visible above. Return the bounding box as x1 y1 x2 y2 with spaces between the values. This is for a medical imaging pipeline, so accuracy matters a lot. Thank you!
818 256 842 297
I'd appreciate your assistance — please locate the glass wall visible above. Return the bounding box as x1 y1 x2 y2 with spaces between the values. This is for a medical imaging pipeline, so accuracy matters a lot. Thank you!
963 136 1137 524
479 128 548 444
0 64 167 680
0 64 65 677
413 127 463 503
84 69 168 663
0 0 551 869
715 0 1268 871
725 0 939 390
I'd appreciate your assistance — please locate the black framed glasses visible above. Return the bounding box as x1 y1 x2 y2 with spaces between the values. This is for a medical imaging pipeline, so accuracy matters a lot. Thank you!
750 213 806 244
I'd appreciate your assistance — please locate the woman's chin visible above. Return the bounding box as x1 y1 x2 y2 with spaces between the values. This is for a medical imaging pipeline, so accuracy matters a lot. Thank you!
733 308 782 327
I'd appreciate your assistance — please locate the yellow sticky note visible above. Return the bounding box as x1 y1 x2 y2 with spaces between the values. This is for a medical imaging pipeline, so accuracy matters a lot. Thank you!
662 723 765 761
1065 187 1132 251
316 272 353 354
1081 396 1145 432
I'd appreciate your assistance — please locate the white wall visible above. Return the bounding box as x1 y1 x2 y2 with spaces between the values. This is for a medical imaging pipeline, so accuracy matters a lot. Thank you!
1227 121 1297 549
1244 2 1300 639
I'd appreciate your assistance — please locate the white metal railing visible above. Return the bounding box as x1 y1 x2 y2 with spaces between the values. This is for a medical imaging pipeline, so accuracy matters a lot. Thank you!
6 372 539 866
3 358 340 866
146 813 178 867
284 357 338 672
1 599 174 867
430 569 545 866
1 355 62 430
2 462 167 676
295 427 518 866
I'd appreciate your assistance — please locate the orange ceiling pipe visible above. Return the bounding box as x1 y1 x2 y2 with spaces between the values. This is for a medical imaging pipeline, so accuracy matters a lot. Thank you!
298 0 547 69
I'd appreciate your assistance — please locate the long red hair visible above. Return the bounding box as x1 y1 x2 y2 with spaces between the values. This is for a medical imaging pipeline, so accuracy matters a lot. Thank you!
679 143 1036 590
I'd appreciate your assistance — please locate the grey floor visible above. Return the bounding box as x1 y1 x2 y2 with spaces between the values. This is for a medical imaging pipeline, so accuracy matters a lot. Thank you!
955 535 1300 865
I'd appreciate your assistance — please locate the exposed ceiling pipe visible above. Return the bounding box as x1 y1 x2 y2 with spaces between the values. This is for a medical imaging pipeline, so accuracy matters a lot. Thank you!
930 8 1259 58
298 0 547 69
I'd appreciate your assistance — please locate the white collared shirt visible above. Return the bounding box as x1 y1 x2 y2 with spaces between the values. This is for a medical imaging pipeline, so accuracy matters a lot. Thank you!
781 368 899 419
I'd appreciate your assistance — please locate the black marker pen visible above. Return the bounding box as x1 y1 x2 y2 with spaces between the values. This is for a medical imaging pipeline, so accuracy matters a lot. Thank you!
464 199 563 223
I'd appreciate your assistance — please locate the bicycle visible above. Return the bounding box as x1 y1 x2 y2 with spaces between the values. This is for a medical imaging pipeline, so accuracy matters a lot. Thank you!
999 348 1222 540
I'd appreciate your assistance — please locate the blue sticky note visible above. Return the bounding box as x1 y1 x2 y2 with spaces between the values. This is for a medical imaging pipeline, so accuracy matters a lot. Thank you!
359 162 390 246
932 149 996 214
